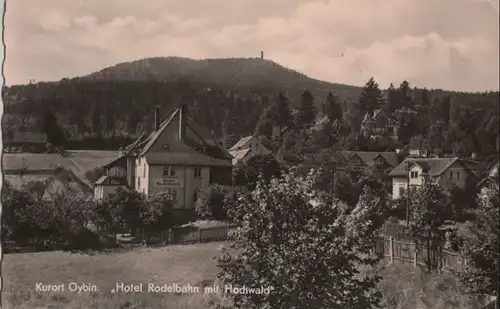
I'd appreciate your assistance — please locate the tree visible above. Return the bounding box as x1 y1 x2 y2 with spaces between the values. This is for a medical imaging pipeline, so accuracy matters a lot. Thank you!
385 83 399 113
195 184 232 221
241 154 286 190
440 96 452 124
104 188 147 235
458 186 499 298
217 170 384 309
43 109 66 147
270 92 294 130
406 177 455 271
142 191 175 231
297 90 316 127
323 91 343 121
359 77 384 117
397 80 412 109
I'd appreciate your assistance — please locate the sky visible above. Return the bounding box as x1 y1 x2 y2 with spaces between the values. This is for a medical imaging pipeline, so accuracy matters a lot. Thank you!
3 0 499 91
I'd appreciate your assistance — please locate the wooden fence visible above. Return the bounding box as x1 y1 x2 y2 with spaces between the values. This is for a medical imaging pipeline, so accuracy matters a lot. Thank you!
374 236 468 272
120 224 236 246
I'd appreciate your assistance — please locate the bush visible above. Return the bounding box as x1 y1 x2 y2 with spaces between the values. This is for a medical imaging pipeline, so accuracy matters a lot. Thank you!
142 191 176 231
195 184 233 221
1 179 103 250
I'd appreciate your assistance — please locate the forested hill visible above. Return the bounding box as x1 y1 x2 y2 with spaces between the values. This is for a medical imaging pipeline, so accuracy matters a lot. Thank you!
82 57 363 102
2 57 499 150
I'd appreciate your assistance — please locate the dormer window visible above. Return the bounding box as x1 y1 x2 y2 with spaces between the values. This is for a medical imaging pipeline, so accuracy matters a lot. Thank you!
410 171 419 179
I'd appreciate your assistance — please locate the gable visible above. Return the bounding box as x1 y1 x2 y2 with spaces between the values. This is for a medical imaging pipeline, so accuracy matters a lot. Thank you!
146 115 193 153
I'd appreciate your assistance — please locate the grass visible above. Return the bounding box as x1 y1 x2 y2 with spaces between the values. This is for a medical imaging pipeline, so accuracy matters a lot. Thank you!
2 242 229 309
362 262 485 309
2 241 486 309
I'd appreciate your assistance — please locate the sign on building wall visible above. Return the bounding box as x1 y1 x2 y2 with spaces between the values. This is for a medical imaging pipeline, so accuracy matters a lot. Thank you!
155 177 183 188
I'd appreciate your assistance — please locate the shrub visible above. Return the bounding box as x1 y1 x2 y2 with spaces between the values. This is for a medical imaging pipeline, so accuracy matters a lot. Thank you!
142 191 176 231
195 184 232 221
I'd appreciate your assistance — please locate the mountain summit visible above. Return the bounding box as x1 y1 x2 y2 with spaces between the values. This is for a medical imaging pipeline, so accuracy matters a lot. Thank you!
83 57 362 101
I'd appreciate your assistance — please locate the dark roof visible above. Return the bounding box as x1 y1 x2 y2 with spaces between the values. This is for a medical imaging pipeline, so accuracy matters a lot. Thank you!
8 132 47 143
229 136 253 151
342 151 399 168
95 176 128 186
145 152 233 167
477 157 499 189
388 157 460 177
124 106 232 162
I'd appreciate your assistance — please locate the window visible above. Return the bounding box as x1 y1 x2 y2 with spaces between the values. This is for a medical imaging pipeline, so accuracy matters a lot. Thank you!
450 171 453 179
137 176 140 188
143 165 146 178
456 172 460 180
162 166 176 177
194 167 202 178
399 186 405 196
410 171 419 179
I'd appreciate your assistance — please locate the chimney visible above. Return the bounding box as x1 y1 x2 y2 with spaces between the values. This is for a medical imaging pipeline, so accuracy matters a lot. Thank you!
261 51 264 59
154 106 160 131
179 104 187 140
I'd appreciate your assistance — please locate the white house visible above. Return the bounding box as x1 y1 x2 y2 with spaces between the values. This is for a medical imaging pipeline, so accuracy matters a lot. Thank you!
228 135 271 165
95 105 233 208
388 157 477 199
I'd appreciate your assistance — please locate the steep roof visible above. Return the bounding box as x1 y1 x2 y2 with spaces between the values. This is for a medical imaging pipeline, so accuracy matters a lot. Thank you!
229 136 253 151
124 106 232 164
95 175 128 186
229 148 251 165
342 151 399 168
145 152 233 167
4 169 92 198
388 157 460 177
477 157 499 189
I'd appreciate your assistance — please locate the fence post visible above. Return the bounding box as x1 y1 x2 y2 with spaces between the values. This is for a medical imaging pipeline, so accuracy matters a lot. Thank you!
225 226 228 240
437 247 442 274
169 228 174 244
413 243 418 268
389 236 394 263
198 229 202 243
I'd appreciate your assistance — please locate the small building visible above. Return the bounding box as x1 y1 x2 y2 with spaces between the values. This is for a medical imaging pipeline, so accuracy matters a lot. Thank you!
477 157 499 201
388 157 478 199
229 135 271 165
360 109 398 142
96 105 233 208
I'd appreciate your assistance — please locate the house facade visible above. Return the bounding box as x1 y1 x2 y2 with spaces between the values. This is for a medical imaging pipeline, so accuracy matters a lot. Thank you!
477 157 499 201
96 105 233 209
388 157 476 199
229 135 271 165
360 109 398 142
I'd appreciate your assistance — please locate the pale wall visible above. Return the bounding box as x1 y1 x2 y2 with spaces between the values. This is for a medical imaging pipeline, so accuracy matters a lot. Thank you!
438 163 468 189
148 165 210 209
94 185 124 201
392 176 407 199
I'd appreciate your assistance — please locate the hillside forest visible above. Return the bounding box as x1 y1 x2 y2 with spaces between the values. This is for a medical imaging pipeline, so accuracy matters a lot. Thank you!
2 58 499 158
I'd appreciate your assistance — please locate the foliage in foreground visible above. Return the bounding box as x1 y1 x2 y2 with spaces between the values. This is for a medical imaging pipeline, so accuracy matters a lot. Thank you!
459 186 499 298
217 170 388 309
1 180 176 250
